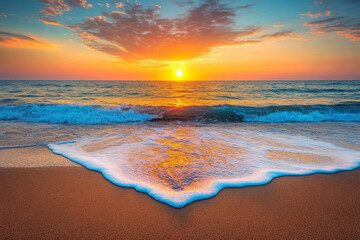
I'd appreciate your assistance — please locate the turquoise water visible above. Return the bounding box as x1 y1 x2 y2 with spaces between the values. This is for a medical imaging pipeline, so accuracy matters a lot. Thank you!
0 80 359 207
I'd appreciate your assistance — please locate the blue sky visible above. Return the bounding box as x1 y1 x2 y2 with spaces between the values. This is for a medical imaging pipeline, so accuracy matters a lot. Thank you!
1 0 359 43
0 0 359 80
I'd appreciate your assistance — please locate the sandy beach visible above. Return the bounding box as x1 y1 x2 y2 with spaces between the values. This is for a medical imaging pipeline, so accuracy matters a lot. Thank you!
1 150 360 239
1 0 360 237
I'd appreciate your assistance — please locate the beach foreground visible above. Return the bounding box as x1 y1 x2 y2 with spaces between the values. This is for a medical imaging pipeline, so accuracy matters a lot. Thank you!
1 164 360 239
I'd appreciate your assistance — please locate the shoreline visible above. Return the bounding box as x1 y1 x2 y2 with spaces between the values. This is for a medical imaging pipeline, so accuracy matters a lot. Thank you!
1 166 360 239
0 146 78 168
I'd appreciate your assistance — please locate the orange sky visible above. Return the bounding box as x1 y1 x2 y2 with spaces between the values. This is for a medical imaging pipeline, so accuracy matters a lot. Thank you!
0 0 359 80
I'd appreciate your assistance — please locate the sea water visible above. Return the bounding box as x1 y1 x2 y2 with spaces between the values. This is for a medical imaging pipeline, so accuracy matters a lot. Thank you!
0 80 359 207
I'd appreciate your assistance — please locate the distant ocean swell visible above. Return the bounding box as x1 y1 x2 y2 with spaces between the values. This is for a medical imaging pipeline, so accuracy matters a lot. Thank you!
0 102 359 124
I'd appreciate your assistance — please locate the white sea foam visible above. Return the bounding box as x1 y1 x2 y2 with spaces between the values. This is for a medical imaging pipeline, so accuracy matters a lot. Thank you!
48 125 360 207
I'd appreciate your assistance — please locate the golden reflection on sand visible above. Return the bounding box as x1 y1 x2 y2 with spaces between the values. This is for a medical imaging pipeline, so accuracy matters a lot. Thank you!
267 151 334 164
127 127 245 191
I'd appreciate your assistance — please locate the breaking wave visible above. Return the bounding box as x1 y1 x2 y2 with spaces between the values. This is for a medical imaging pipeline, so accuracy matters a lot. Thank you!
0 104 157 124
0 102 359 124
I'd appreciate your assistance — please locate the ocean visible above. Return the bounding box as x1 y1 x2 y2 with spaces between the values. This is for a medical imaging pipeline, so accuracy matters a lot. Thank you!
0 80 359 207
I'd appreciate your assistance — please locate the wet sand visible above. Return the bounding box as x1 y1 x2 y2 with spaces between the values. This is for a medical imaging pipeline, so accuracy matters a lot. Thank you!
0 146 78 167
1 163 360 239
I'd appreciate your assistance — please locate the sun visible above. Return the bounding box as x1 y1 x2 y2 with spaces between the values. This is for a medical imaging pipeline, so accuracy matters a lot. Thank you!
176 70 184 78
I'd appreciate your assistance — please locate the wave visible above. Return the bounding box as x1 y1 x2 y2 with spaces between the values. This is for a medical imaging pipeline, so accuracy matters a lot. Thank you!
0 102 359 124
156 102 360 123
0 104 157 124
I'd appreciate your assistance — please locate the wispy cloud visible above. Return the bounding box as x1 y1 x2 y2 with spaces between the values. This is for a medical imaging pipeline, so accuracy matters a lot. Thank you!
72 0 261 61
38 18 63 26
304 16 344 26
325 10 332 16
300 11 333 19
39 0 71 16
300 12 323 18
304 16 360 41
261 31 305 40
236 4 255 10
98 3 110 8
67 0 92 9
0 31 55 48
39 0 91 16
115 2 124 8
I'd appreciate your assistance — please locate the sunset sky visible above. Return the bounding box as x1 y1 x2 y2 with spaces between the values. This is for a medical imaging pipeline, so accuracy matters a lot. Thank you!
0 0 359 80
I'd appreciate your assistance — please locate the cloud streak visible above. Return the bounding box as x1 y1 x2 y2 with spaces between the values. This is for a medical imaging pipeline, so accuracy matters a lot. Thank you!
39 0 91 16
300 12 323 18
0 31 54 48
39 18 64 26
261 31 305 40
67 0 92 9
304 17 360 41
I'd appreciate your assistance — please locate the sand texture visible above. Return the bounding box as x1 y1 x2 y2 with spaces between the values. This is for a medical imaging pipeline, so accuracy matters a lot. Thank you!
1 165 360 239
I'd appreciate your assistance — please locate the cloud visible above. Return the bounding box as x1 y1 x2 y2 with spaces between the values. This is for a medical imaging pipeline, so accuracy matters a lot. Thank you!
0 13 7 18
325 11 332 16
273 24 285 28
39 0 91 16
236 4 255 10
171 0 254 9
98 3 110 8
0 31 55 49
0 32 44 43
261 31 305 40
73 0 261 61
39 18 64 26
304 17 360 41
39 0 70 16
115 2 124 8
300 12 323 18
67 0 92 9
304 16 344 26
300 11 333 18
